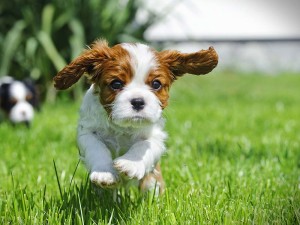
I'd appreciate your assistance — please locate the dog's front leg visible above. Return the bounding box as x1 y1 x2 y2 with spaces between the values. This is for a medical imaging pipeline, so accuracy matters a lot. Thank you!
78 131 120 188
113 138 166 180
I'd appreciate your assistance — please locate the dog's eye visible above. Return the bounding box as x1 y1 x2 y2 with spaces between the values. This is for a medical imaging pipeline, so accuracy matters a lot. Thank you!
110 80 124 90
151 80 162 90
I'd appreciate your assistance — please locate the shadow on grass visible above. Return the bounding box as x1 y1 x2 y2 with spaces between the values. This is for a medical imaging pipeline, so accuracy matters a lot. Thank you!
49 178 140 224
4 174 144 224
3 161 156 224
49 160 144 224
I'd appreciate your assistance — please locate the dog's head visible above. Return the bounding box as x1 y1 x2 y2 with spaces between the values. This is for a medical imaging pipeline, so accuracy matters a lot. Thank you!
0 76 38 126
53 40 218 127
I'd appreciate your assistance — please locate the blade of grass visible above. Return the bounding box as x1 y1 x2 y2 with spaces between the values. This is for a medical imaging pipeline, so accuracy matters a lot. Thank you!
69 159 80 191
77 192 85 225
0 20 26 75
41 4 55 34
53 160 63 200
37 31 66 71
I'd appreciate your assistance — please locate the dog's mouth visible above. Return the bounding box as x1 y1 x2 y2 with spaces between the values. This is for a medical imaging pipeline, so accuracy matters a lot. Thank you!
123 115 152 124
112 115 153 128
130 115 148 121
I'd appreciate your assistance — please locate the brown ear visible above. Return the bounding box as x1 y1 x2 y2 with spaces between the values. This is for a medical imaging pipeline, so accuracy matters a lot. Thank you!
158 47 218 78
53 40 110 90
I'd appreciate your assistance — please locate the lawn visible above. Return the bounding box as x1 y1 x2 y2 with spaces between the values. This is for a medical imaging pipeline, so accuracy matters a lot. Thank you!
0 72 299 224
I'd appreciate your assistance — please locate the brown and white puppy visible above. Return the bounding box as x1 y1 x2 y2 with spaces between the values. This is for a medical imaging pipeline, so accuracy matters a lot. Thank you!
53 40 218 194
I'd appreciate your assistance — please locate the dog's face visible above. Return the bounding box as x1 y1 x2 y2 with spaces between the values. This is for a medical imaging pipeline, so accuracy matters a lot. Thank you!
0 77 37 125
95 43 174 127
53 40 218 127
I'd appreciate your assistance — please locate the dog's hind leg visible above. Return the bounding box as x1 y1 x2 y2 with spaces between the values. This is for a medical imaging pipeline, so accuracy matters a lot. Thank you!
139 163 165 195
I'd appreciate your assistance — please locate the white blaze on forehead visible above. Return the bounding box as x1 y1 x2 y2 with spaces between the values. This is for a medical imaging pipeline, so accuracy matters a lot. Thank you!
121 43 157 84
111 43 162 127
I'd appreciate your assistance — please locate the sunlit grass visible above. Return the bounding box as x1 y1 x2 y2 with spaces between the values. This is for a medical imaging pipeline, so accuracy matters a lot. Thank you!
0 72 299 224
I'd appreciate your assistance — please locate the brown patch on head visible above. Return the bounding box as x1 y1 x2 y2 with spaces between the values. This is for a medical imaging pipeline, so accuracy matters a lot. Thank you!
145 57 174 109
146 46 218 109
94 44 133 114
53 40 134 115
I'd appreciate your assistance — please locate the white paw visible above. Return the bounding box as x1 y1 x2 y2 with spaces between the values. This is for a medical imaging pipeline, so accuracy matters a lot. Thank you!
90 171 120 188
113 158 146 180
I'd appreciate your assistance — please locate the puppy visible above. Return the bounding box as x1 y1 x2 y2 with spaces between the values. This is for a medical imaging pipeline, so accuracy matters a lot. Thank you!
0 76 38 127
53 40 218 194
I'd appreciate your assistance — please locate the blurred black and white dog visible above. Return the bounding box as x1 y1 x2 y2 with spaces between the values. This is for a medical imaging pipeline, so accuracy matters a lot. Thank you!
0 76 39 127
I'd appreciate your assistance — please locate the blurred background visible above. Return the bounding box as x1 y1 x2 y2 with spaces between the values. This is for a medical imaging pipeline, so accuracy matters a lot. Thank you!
1 0 299 103
1 1 300 222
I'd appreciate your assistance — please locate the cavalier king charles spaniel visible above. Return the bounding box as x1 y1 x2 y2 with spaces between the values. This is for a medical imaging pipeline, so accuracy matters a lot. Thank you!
0 76 38 127
53 40 218 194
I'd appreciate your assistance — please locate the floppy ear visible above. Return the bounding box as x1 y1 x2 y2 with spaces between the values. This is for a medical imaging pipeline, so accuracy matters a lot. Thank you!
158 47 218 78
53 40 110 90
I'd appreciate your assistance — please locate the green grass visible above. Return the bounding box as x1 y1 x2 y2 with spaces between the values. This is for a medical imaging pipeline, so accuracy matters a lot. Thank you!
0 72 299 224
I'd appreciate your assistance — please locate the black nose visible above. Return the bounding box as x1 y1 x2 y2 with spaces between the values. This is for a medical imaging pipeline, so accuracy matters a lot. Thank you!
131 98 145 111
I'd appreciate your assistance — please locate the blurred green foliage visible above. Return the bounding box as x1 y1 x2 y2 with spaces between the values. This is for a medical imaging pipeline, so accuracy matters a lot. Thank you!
0 0 162 101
